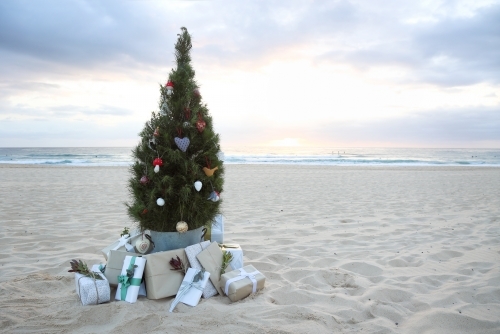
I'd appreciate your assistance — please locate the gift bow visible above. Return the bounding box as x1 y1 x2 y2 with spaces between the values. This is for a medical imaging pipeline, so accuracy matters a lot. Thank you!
224 267 260 296
169 270 205 313
117 256 141 301
112 234 130 251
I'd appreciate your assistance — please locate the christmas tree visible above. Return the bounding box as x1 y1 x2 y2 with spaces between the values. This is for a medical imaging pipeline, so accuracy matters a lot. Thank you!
127 27 224 234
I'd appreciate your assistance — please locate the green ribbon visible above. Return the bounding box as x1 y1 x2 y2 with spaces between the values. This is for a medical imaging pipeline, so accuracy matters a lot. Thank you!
117 256 142 301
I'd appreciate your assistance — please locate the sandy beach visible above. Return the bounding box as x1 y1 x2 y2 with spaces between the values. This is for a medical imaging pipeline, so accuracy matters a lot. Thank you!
0 164 499 333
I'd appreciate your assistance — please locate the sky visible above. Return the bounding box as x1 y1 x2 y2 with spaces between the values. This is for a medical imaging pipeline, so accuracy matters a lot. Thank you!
0 0 499 148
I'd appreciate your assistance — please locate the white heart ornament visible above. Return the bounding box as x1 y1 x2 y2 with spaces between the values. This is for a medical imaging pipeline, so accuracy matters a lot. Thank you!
217 151 225 161
135 238 151 254
194 181 202 192
154 165 160 173
174 137 190 152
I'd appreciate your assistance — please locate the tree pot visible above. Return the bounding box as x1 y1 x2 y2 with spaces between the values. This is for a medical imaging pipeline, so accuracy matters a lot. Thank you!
149 226 206 253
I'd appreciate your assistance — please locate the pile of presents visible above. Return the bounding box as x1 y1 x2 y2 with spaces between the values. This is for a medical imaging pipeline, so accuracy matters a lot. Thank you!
72 216 265 312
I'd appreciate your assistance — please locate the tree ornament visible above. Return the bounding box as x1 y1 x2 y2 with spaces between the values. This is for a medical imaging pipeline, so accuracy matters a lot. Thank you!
142 209 148 215
203 166 218 177
157 198 165 206
194 181 202 191
161 102 169 114
174 129 190 152
196 113 206 133
165 80 174 96
207 190 220 202
135 237 151 254
148 138 156 150
153 158 163 173
176 221 188 233
193 88 200 97
183 121 191 128
140 176 149 185
153 127 160 137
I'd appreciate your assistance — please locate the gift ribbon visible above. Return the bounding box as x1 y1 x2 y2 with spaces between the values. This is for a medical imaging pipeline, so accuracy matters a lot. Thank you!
112 234 130 251
169 270 205 313
224 267 260 296
77 276 100 305
117 256 141 301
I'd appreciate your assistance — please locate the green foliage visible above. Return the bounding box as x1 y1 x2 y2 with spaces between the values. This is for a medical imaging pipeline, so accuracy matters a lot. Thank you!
126 27 224 232
68 259 103 280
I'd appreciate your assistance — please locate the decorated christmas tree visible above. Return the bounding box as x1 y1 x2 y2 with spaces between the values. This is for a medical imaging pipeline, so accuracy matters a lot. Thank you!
127 27 224 237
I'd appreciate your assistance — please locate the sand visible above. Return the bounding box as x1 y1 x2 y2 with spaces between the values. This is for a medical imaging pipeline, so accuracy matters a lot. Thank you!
0 164 499 333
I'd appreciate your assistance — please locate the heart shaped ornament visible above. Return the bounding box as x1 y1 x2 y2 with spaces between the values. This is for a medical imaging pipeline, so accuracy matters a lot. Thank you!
216 151 225 161
135 237 151 254
174 137 190 152
194 181 202 192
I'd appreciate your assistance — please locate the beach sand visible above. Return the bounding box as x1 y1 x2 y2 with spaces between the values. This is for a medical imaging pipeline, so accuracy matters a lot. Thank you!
0 164 499 333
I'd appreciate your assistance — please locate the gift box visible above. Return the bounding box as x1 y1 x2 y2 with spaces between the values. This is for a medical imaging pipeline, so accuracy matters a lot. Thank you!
143 248 188 299
220 243 244 271
219 265 265 302
74 266 110 306
104 250 142 286
211 214 224 243
196 241 225 296
101 229 142 260
115 255 147 303
169 268 211 312
185 241 218 298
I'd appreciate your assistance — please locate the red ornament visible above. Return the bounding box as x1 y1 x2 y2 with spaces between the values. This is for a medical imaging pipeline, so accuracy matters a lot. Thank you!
165 81 174 95
196 113 206 133
153 158 163 167
153 127 160 137
193 88 200 97
142 209 148 215
140 176 149 185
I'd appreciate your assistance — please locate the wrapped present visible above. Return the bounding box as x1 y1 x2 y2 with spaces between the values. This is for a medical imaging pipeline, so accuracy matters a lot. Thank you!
74 267 110 306
101 229 142 260
196 241 224 296
220 243 244 271
104 250 142 286
220 265 265 302
115 255 147 303
185 241 218 298
143 248 188 299
211 214 224 243
169 268 211 312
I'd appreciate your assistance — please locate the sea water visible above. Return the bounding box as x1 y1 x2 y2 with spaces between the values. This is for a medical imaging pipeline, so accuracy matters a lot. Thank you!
0 147 499 167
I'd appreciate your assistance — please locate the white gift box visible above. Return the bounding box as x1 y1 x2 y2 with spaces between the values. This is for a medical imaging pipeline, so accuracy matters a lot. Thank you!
115 255 147 303
220 244 244 271
74 267 110 306
101 229 142 260
185 241 218 298
211 214 224 244
169 268 210 312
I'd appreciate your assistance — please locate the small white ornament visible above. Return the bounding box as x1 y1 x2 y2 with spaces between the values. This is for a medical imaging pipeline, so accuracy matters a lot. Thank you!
176 221 188 233
183 121 191 128
135 238 151 254
207 191 220 202
157 198 165 206
194 181 202 192
154 165 160 173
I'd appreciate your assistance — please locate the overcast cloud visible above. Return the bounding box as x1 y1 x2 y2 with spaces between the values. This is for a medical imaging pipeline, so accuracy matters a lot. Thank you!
0 0 499 147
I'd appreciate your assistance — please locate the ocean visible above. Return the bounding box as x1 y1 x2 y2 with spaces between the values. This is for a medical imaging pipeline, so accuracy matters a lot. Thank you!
0 147 499 167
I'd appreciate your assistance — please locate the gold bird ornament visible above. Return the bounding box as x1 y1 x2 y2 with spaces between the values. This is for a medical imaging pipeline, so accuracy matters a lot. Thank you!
203 166 218 177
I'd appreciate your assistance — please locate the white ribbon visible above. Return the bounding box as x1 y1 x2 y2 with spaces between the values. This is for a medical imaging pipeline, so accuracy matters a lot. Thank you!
224 267 260 296
111 235 130 251
169 271 205 313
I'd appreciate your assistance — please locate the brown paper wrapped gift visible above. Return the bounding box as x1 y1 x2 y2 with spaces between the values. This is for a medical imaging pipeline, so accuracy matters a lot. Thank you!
196 241 224 296
219 265 265 302
104 250 142 286
143 248 188 299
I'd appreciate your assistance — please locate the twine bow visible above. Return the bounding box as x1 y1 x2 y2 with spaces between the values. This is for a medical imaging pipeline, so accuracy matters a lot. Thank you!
224 267 260 296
